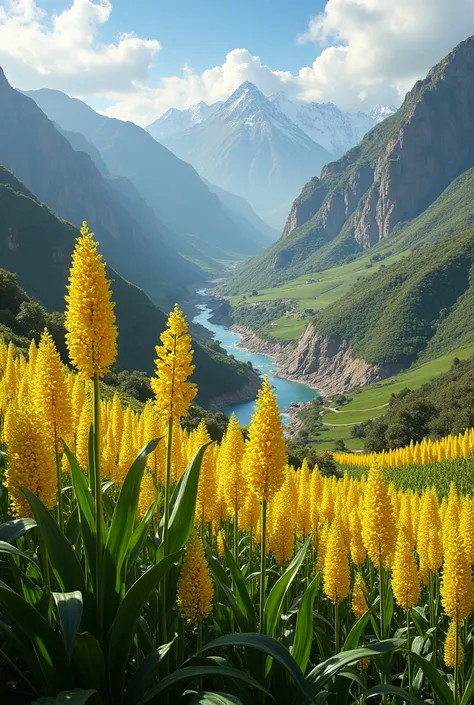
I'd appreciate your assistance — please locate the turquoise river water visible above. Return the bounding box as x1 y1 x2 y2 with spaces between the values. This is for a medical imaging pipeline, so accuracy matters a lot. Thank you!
193 294 319 425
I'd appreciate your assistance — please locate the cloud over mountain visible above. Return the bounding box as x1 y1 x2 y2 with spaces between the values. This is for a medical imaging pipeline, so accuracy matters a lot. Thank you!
1 0 473 124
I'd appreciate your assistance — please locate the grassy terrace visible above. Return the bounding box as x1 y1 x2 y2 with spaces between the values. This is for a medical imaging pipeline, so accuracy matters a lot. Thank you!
307 345 474 451
229 249 406 341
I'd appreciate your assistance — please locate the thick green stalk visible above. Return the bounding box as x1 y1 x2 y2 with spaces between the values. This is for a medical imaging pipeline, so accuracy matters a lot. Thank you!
54 429 63 531
163 417 174 556
407 609 412 696
454 616 459 705
259 499 267 633
93 373 103 638
249 525 254 599
234 493 239 567
197 620 204 692
160 416 174 659
379 560 384 639
378 560 388 705
335 602 340 654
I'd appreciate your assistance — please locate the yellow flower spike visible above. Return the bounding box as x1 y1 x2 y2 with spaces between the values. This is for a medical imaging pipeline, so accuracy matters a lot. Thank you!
150 304 197 421
460 495 474 564
441 521 474 622
27 338 38 373
352 572 369 620
240 491 260 534
6 406 56 517
220 413 246 516
33 329 72 450
391 528 420 611
323 519 350 605
362 466 396 568
320 481 335 523
269 475 295 565
138 471 157 519
316 520 331 573
111 392 124 455
216 529 225 560
177 530 214 624
194 420 217 526
349 508 367 566
243 376 286 503
65 222 117 379
444 619 464 668
76 394 93 470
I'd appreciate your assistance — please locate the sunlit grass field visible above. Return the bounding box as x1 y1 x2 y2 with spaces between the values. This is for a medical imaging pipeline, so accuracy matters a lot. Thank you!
306 345 474 451
229 249 406 341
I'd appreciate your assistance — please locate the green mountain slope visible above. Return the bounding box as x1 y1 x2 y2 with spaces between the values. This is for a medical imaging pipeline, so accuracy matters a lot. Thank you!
25 87 270 259
313 223 474 368
0 67 201 309
0 165 256 407
224 35 474 294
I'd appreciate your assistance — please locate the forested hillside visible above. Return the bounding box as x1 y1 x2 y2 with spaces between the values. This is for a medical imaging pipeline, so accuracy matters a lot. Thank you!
313 224 474 367
0 166 257 407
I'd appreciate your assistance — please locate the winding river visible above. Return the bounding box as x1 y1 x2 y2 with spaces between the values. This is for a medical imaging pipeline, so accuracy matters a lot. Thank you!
193 294 319 425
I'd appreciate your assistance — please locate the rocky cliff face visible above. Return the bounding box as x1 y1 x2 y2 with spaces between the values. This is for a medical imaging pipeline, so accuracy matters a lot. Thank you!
289 36 474 252
279 324 402 395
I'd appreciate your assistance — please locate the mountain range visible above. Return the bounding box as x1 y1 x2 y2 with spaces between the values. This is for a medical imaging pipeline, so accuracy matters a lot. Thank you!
147 82 394 221
0 67 264 407
224 36 474 395
0 162 258 408
224 36 474 296
22 86 275 271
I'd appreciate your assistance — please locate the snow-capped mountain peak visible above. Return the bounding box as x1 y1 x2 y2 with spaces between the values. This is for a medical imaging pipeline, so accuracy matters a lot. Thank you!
147 99 222 140
145 82 396 219
268 92 396 155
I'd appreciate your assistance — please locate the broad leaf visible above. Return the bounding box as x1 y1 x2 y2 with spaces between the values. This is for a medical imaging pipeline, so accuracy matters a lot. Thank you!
158 442 213 558
198 632 311 701
264 535 311 638
342 606 375 652
0 539 38 565
306 640 403 695
103 439 159 633
123 641 174 705
367 684 427 704
223 539 257 632
409 651 454 705
53 591 83 661
63 443 97 586
0 518 36 542
138 665 270 704
72 632 107 697
107 550 180 702
291 574 320 673
0 582 73 693
461 666 474 705
190 694 243 704
22 488 86 595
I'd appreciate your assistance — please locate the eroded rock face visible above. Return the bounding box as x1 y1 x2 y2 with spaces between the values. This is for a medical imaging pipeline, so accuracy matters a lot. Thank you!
285 36 474 253
280 324 402 395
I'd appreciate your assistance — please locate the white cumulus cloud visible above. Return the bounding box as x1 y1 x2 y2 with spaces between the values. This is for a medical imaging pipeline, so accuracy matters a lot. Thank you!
0 0 473 125
0 0 160 95
296 0 474 108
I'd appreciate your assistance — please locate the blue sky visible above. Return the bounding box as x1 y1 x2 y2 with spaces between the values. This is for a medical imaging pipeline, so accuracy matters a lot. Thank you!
0 0 472 125
39 0 325 76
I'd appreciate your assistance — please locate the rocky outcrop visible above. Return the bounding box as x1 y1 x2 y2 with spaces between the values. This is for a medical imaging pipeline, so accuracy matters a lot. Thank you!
279 324 402 395
282 36 474 253
282 177 328 238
